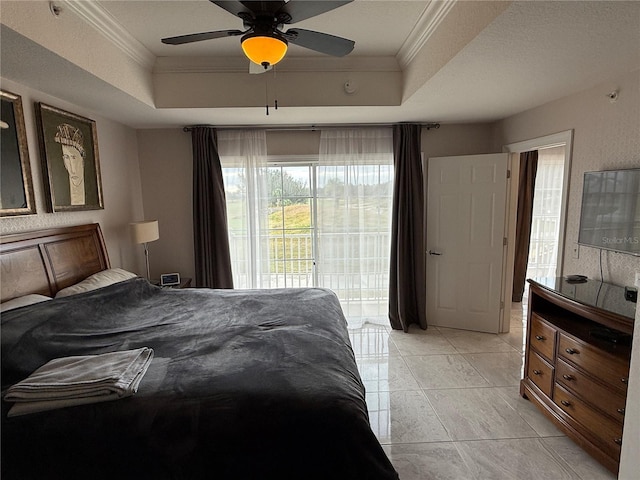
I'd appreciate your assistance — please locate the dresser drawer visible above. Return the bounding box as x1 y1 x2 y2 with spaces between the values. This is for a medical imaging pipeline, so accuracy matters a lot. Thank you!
530 314 556 362
556 359 626 423
527 350 554 397
558 333 629 393
554 383 623 459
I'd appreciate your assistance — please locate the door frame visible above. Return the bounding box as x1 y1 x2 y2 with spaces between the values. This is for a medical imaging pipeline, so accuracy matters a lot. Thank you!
501 130 573 330
266 159 318 288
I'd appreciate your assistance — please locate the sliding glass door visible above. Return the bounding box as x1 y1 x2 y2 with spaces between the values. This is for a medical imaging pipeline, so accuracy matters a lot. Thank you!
223 159 393 323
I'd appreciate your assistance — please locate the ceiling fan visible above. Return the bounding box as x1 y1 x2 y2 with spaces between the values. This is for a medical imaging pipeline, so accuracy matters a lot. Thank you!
161 0 355 69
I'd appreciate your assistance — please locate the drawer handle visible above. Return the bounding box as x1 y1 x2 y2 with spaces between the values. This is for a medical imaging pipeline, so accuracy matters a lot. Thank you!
614 438 622 446
562 374 574 381
617 408 625 415
621 377 628 384
560 400 571 407
565 348 578 355
535 335 545 341
532 370 542 375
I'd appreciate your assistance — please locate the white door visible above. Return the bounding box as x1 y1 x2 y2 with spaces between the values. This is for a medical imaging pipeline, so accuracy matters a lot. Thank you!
426 153 509 333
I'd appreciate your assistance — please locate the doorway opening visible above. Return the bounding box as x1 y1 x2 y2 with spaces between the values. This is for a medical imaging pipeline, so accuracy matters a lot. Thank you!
502 130 573 332
526 145 566 280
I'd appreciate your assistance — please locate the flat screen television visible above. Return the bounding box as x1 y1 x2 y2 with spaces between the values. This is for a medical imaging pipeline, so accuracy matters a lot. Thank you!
578 168 640 256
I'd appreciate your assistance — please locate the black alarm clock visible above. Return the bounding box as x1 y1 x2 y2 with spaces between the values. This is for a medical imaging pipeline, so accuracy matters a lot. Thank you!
160 273 181 287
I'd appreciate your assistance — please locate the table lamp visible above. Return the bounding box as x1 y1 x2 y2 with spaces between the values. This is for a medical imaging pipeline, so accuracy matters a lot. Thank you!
130 220 159 280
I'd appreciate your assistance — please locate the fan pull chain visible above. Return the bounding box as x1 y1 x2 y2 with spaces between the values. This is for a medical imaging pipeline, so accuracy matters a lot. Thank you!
262 65 279 115
265 73 269 116
273 66 278 110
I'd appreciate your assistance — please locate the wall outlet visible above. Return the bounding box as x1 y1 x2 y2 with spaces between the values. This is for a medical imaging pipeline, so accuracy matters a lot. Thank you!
572 243 580 259
625 287 638 303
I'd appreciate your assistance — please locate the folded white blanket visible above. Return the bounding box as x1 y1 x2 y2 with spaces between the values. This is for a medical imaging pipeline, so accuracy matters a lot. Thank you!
5 347 153 417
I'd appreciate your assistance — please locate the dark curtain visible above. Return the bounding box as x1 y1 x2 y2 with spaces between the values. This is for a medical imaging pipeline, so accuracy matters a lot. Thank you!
389 124 427 332
512 150 539 302
191 127 234 289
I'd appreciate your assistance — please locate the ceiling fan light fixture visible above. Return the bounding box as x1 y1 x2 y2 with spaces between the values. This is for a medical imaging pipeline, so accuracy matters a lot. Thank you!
241 33 288 68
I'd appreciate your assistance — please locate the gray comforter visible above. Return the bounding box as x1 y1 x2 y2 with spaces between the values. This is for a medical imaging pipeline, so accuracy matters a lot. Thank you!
1 278 397 479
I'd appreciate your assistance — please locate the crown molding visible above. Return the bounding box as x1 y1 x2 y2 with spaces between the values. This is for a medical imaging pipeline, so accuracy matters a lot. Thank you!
396 0 457 69
154 56 400 74
62 0 155 69
64 0 451 74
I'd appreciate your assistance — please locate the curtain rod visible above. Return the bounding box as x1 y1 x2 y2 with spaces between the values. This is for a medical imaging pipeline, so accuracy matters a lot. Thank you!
182 122 440 133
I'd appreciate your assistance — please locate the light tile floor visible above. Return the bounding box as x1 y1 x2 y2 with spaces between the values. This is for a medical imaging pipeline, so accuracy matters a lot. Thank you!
349 299 617 480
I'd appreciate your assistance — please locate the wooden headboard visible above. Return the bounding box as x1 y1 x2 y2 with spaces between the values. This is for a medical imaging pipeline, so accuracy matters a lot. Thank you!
0 223 110 302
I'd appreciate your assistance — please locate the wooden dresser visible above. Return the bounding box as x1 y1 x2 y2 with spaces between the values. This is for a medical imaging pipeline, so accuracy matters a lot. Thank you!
521 278 635 474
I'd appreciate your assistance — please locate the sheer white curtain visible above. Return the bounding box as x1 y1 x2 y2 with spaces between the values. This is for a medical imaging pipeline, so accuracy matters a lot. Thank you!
218 130 271 289
527 145 565 279
318 128 394 325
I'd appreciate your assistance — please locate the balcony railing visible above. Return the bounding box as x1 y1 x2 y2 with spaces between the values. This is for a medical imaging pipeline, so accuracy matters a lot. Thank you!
228 231 390 318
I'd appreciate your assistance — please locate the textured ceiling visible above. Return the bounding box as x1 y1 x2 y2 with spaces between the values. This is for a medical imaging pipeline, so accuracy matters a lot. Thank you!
100 0 428 58
1 0 639 128
404 0 640 123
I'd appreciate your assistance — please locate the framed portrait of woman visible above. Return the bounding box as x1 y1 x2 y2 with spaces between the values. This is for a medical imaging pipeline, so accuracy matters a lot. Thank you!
0 90 36 216
35 102 104 212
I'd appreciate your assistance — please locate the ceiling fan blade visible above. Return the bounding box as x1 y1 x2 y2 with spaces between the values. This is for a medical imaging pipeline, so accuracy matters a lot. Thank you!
162 30 243 45
210 1 285 18
284 28 354 57
277 0 353 24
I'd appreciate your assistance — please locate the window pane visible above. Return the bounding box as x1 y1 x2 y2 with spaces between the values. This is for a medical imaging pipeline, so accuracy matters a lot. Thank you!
283 199 312 232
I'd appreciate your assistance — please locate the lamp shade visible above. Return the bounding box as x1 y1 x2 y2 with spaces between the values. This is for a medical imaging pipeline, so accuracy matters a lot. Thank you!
130 220 159 244
241 33 288 67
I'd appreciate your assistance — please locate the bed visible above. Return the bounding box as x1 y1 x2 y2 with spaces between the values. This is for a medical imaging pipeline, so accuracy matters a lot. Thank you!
1 223 398 479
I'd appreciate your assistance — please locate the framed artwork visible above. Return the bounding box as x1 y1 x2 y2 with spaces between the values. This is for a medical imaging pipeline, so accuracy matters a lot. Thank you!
35 102 104 212
0 90 36 216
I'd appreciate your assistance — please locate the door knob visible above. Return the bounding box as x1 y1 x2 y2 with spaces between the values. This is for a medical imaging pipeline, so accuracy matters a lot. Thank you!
428 250 442 256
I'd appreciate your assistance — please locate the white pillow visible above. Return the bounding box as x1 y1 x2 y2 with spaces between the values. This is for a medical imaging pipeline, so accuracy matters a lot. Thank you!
55 268 137 298
1 294 51 313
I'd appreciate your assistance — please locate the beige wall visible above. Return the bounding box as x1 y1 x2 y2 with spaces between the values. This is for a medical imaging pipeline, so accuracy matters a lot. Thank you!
495 72 640 476
136 123 495 280
494 69 640 287
619 294 640 480
265 123 497 158
422 123 495 157
0 77 145 273
136 129 194 280
267 130 321 156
